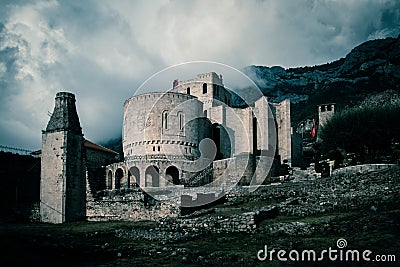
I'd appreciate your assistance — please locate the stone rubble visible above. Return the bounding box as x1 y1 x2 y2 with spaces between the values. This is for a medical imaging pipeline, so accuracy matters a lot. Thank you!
137 166 400 236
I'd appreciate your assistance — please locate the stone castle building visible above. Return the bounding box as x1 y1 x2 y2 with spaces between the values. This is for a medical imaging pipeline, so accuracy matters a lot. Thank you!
40 72 296 223
106 72 292 190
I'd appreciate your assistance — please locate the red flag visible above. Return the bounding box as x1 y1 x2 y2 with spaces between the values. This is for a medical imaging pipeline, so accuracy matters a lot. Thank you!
310 119 317 139
173 79 179 87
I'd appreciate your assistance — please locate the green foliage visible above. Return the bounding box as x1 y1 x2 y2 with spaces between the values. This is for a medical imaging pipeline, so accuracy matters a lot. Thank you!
319 103 400 162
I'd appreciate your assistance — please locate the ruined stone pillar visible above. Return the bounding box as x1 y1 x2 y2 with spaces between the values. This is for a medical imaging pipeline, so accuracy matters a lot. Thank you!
140 168 146 188
111 168 115 190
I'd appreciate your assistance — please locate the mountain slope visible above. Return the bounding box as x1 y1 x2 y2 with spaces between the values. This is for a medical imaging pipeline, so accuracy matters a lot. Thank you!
244 35 400 124
102 36 400 149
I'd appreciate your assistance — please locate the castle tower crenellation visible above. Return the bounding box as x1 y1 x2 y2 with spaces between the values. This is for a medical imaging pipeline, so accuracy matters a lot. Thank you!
318 103 335 128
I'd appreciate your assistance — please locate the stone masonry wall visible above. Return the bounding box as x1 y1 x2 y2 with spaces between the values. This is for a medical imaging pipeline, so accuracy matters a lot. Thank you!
274 99 291 164
86 189 179 221
41 92 86 224
332 164 395 176
123 92 204 159
158 212 257 233
86 148 117 192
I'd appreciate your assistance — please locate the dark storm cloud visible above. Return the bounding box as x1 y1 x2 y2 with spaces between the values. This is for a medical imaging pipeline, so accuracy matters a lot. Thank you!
0 0 399 150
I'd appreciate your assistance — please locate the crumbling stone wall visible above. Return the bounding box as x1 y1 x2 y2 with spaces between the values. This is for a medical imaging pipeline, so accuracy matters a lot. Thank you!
332 163 395 176
227 166 400 217
86 188 179 221
158 212 257 233
87 200 179 221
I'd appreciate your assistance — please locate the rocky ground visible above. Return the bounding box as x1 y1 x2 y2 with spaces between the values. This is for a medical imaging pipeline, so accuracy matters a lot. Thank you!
1 167 399 266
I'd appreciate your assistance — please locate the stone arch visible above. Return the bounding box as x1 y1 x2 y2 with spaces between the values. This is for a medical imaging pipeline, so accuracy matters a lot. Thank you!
129 166 140 187
166 165 180 185
115 168 124 189
145 165 159 187
107 170 112 189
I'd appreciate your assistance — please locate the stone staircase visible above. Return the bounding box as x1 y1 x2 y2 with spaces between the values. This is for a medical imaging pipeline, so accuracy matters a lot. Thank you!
186 165 214 187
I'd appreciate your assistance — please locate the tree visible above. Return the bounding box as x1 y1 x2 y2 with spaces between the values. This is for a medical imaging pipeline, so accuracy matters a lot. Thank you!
319 103 400 163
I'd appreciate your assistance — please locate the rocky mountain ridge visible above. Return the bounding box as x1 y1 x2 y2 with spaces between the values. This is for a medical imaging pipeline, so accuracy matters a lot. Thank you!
103 36 400 151
243 35 400 124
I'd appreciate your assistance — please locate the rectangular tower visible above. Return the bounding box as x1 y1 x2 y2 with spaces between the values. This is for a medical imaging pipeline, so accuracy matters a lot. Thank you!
318 103 335 127
40 92 86 223
171 72 231 116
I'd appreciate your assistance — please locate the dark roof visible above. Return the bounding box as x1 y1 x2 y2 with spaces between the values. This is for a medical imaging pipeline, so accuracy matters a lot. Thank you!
84 139 118 154
30 140 118 156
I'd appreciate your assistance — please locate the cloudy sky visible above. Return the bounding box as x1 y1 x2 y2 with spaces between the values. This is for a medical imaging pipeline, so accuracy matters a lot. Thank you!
0 0 399 150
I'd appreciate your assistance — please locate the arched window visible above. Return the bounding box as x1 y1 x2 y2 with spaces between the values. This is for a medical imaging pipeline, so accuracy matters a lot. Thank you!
162 111 168 129
178 112 184 130
187 87 190 94
204 110 207 118
203 83 207 94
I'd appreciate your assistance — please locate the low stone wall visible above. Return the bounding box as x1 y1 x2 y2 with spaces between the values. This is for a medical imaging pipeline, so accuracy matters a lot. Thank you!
87 200 179 221
86 189 180 221
157 205 278 233
332 164 396 176
158 212 256 233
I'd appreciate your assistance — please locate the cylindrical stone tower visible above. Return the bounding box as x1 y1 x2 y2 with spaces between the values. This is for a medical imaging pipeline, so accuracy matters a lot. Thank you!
123 92 206 160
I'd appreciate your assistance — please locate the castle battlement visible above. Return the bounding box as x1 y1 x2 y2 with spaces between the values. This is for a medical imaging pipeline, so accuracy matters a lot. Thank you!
175 72 224 87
